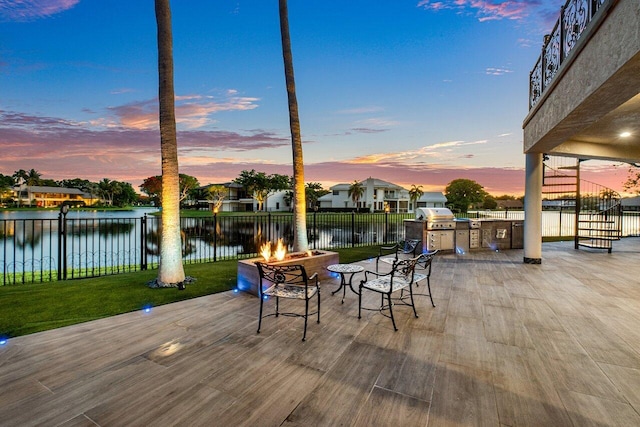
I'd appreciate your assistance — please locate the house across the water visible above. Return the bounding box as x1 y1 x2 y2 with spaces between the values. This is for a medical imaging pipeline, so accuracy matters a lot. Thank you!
13 185 99 208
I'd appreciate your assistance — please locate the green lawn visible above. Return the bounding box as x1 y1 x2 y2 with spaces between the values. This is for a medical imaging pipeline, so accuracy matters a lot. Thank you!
0 245 379 339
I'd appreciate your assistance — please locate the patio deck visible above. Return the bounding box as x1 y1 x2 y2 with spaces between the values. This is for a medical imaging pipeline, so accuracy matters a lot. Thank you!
1 239 640 426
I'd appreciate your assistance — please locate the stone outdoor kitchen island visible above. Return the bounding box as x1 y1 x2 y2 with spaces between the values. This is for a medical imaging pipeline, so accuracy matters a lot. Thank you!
237 239 339 296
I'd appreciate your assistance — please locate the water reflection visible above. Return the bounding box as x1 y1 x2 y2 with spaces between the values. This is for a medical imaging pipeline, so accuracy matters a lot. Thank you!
144 225 196 257
64 220 136 237
1 210 395 275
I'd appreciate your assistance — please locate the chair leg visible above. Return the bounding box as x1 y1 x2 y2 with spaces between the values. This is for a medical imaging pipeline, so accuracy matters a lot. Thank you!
257 297 264 334
317 289 321 324
358 284 363 319
387 293 398 331
426 278 435 307
275 296 279 317
409 285 419 318
302 297 309 341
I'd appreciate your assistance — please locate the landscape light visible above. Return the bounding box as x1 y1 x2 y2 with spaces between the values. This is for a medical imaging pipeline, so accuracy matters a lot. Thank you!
142 304 152 314
0 338 7 346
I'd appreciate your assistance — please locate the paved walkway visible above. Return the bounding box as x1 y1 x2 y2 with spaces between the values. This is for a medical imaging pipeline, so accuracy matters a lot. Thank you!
1 239 640 426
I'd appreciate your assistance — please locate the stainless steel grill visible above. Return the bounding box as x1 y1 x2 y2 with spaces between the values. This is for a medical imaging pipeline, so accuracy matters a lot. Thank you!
415 207 456 230
414 208 455 251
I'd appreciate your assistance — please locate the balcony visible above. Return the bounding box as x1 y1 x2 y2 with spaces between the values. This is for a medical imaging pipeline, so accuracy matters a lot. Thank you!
529 0 611 110
523 0 640 163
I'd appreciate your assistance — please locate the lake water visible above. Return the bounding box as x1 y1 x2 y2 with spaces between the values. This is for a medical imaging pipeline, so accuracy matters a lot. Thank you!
0 207 159 221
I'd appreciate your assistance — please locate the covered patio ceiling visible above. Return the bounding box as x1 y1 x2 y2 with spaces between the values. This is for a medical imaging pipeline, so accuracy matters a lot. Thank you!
548 91 640 163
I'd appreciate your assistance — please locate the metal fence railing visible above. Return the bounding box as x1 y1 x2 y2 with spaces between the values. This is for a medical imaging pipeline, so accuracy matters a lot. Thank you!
529 0 611 109
2 210 640 285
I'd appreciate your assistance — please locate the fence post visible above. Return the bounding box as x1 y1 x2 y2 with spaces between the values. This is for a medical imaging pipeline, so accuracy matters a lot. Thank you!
267 212 271 243
140 215 147 270
213 213 218 262
351 212 355 248
57 213 63 280
558 208 563 237
313 211 317 250
57 205 69 280
384 211 389 244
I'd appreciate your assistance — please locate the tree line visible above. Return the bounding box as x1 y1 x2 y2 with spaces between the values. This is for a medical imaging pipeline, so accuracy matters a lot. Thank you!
139 169 330 212
0 168 331 211
0 169 138 208
1 168 522 213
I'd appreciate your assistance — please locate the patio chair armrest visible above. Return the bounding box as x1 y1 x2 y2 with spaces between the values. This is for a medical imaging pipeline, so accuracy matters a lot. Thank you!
378 243 400 257
361 269 389 283
417 250 438 267
308 272 319 285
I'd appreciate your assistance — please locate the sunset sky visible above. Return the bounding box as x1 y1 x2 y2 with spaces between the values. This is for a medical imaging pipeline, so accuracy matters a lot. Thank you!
0 0 631 196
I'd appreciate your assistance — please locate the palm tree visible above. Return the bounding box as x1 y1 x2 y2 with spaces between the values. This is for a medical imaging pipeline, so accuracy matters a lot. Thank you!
97 179 112 206
408 184 424 212
25 169 42 186
154 0 185 286
279 0 308 252
12 169 28 207
348 180 365 211
12 169 27 185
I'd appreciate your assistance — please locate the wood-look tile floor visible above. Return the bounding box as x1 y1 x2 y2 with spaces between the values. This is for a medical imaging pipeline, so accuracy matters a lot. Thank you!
2 239 640 426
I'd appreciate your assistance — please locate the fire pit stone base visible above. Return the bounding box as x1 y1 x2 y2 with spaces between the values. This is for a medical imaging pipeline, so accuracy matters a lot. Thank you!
237 250 339 296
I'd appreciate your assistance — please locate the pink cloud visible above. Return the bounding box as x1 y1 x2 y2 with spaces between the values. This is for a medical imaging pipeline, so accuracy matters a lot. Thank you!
0 109 527 194
0 109 288 186
417 0 538 22
0 109 628 197
0 0 79 22
108 95 260 130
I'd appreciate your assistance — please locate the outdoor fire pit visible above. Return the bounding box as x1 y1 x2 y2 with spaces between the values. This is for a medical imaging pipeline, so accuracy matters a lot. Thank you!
237 239 339 296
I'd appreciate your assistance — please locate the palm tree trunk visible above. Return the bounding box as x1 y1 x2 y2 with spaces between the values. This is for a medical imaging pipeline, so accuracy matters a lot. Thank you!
279 0 309 252
155 0 185 285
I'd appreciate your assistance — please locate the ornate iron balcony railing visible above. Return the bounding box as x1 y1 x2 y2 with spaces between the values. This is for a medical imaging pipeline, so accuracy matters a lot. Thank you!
529 0 609 110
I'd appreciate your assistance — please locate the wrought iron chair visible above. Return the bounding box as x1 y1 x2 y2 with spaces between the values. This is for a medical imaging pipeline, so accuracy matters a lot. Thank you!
412 250 438 308
375 239 421 272
255 262 320 341
358 254 424 331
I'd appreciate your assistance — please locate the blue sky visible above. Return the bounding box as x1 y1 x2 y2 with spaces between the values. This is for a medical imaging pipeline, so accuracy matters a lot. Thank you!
0 0 629 195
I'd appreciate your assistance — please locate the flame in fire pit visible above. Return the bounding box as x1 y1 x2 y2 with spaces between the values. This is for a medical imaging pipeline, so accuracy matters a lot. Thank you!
274 238 286 261
260 242 271 262
260 238 288 262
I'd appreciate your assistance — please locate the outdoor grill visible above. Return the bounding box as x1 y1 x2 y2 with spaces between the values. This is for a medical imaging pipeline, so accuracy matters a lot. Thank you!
412 208 456 251
415 208 456 230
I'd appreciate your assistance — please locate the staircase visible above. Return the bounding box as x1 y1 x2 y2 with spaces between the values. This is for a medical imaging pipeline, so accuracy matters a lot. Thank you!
542 157 622 253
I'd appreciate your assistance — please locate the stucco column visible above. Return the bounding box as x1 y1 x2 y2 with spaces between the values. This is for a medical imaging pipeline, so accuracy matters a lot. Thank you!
524 152 543 264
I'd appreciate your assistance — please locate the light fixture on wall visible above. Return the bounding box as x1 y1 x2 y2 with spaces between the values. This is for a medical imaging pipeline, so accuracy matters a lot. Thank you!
620 131 631 138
